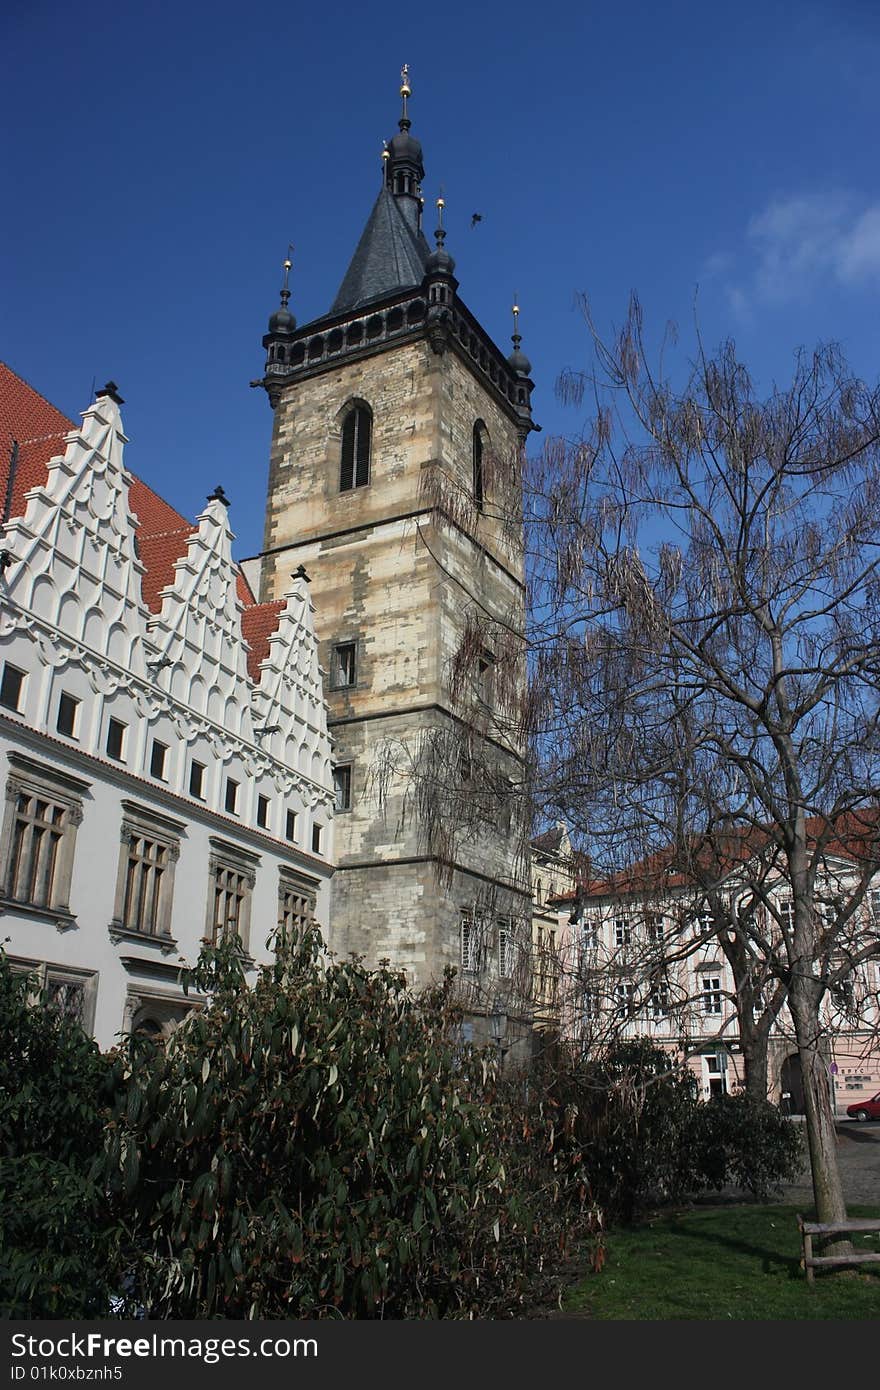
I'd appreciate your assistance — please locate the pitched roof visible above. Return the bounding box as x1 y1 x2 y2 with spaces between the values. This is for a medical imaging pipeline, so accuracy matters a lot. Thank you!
330 186 431 316
0 361 256 619
571 810 880 905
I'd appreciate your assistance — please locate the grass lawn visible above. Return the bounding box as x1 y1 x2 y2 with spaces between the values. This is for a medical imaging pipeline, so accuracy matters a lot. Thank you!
563 1204 880 1319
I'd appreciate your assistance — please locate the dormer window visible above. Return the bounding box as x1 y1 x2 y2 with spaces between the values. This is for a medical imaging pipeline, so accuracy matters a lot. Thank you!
340 404 372 492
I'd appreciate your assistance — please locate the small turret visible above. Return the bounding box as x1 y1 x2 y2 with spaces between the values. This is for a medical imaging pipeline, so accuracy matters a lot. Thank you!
384 64 425 234
425 195 458 355
507 297 534 423
262 249 297 407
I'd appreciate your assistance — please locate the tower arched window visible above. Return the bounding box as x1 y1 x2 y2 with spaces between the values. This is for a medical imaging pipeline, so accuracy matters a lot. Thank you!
340 404 372 492
473 420 486 512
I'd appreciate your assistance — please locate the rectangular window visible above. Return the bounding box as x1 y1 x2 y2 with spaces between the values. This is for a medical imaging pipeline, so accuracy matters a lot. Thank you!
122 835 170 935
311 822 323 855
56 692 80 739
650 982 670 1018
460 913 475 973
150 740 168 780
0 663 25 712
206 838 259 951
278 868 318 943
211 866 248 943
10 957 97 1033
332 642 357 688
645 914 664 944
189 760 205 799
2 755 87 914
333 764 352 812
616 982 637 1018
776 895 795 933
477 653 494 706
702 975 723 1015
498 918 510 977
106 717 126 762
224 778 239 815
256 794 270 829
285 809 297 842
111 802 183 941
614 918 631 947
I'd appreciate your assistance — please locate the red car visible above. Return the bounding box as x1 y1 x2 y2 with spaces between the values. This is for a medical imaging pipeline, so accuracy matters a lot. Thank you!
846 1091 880 1121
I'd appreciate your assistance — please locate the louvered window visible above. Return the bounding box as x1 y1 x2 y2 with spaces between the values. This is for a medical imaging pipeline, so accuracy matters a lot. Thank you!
340 406 372 491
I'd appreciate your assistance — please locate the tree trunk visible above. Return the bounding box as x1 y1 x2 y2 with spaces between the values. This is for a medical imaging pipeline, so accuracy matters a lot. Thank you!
788 982 852 1254
740 1028 770 1101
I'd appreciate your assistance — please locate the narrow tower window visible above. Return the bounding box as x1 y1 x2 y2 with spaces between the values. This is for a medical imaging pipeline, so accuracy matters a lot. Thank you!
340 405 372 491
472 421 485 512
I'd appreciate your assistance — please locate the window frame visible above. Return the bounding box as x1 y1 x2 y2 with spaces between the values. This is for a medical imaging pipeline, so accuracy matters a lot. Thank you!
331 641 358 690
110 800 184 943
106 716 127 762
149 739 168 781
277 865 319 944
339 403 372 492
0 753 88 919
56 691 81 740
8 954 98 1034
333 763 352 813
0 663 26 713
472 420 486 512
206 837 259 952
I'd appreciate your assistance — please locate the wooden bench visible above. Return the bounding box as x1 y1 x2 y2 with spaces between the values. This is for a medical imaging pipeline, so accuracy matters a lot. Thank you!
798 1215 880 1283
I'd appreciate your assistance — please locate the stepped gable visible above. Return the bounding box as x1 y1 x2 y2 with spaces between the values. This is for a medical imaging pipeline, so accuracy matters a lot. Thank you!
0 388 152 672
146 489 257 736
0 363 255 618
251 571 332 798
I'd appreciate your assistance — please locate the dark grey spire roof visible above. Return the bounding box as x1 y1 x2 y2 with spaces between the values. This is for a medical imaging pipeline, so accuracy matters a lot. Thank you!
330 186 431 315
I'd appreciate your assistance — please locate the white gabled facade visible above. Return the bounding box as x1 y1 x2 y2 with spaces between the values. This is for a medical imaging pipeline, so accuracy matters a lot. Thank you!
0 384 334 1048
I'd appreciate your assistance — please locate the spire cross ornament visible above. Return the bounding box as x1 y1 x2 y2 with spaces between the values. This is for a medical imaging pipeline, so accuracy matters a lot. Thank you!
512 294 521 344
279 244 294 310
399 62 411 126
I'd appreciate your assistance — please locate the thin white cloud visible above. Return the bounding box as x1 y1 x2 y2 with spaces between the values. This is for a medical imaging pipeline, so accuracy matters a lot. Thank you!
711 192 880 318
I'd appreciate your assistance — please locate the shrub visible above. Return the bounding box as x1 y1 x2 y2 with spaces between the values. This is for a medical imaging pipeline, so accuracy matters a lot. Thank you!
0 952 119 1317
104 931 596 1318
693 1092 804 1197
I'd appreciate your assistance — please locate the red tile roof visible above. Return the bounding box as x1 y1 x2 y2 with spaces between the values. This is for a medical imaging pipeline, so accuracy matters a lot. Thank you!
571 810 880 904
0 362 261 636
241 600 286 682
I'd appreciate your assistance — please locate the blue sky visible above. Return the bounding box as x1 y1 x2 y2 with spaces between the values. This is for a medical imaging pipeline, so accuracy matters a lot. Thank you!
3 0 880 563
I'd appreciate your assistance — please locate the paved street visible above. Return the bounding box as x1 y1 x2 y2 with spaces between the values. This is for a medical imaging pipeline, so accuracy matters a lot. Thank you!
780 1121 880 1206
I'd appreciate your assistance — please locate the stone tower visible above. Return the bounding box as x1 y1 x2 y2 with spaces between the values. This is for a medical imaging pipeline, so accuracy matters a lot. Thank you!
253 70 536 1032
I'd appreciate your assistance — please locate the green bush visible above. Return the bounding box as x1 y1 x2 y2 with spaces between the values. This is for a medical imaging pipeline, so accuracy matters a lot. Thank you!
527 1041 802 1222
693 1092 804 1197
104 931 596 1318
0 953 119 1317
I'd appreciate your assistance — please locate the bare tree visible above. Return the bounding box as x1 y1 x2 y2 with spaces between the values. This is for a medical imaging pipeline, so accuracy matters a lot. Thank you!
507 299 880 1229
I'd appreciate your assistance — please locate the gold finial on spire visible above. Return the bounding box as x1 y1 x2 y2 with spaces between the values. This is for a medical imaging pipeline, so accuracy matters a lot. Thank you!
282 243 293 293
399 62 411 124
436 187 445 228
512 294 520 337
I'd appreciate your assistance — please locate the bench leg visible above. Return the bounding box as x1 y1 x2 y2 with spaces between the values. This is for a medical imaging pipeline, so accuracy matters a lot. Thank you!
803 1233 814 1285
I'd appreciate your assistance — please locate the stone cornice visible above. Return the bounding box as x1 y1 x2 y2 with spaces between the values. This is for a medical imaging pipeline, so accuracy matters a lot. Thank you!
260 285 534 431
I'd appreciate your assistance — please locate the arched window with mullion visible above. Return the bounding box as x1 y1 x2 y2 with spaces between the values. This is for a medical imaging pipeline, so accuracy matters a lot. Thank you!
340 404 372 491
